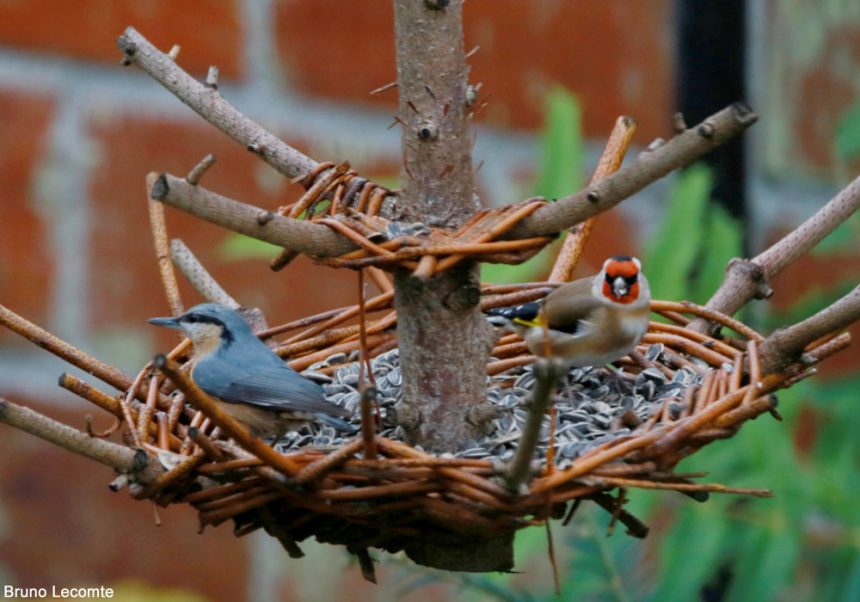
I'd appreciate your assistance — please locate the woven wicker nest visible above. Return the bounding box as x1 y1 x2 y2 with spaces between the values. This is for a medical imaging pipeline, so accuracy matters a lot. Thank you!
46 281 840 574
1 151 849 579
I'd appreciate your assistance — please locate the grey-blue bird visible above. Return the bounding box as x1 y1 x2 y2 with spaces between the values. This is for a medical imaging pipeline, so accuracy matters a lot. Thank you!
149 303 354 439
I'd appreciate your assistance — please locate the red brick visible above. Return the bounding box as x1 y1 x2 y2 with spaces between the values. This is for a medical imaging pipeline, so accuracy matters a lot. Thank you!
87 110 399 343
275 0 673 142
0 396 248 600
0 89 54 346
0 1 243 80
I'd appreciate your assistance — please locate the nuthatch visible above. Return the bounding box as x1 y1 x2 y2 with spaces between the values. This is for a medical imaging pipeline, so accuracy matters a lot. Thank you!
487 256 651 367
149 303 353 440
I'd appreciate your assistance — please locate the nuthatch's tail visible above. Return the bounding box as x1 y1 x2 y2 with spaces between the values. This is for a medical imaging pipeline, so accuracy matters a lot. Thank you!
315 413 358 433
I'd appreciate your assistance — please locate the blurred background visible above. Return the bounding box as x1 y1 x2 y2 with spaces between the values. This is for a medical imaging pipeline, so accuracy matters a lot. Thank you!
1 1 859 600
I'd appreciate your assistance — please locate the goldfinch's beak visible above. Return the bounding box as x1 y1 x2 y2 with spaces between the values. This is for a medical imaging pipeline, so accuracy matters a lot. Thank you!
148 316 181 329
612 276 629 299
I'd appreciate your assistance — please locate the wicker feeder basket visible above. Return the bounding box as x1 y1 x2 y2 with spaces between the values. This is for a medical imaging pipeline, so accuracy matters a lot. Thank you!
0 40 853 575
1 124 852 579
32 277 838 578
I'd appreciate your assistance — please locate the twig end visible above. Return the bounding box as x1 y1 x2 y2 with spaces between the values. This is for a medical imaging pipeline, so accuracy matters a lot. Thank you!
150 174 169 201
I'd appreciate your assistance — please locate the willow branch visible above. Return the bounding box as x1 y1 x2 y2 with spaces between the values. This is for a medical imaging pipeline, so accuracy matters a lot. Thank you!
690 173 860 334
759 284 860 374
549 115 637 282
150 173 355 257
147 172 184 316
508 104 758 239
118 27 318 181
0 397 160 481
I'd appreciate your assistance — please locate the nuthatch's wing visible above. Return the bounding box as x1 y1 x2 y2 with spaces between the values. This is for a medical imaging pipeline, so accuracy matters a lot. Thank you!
194 360 350 417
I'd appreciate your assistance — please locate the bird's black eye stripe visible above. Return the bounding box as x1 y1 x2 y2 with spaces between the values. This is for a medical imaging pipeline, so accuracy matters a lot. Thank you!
604 273 638 285
183 313 224 326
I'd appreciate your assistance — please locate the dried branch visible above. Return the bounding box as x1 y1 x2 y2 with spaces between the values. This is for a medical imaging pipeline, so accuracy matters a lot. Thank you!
118 27 318 181
0 397 160 481
508 104 757 239
759 284 859 374
150 173 355 257
170 239 239 308
690 173 860 334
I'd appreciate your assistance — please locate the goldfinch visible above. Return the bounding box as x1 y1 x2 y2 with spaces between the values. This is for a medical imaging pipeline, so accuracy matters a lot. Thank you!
487 256 650 367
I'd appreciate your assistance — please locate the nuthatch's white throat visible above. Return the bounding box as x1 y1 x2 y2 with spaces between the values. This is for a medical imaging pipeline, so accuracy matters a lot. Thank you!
486 256 651 368
149 303 353 440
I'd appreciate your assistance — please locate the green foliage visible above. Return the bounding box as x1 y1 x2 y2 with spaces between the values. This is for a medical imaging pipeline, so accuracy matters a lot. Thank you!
643 165 742 304
559 510 642 602
534 87 584 200
482 87 583 284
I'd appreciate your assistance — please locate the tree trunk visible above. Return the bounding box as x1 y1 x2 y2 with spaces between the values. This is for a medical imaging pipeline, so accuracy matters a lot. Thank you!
391 0 513 570
392 0 494 451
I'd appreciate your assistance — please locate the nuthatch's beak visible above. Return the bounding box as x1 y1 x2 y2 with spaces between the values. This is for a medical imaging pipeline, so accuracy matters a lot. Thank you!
148 316 181 329
612 276 628 299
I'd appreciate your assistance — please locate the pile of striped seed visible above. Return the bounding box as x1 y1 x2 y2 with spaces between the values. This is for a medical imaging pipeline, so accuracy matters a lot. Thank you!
277 346 705 469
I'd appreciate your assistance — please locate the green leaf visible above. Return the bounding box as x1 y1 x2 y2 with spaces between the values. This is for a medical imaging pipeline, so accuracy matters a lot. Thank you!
644 164 712 300
218 233 281 261
835 102 860 160
725 525 801 602
535 87 583 200
560 509 639 602
650 506 727 602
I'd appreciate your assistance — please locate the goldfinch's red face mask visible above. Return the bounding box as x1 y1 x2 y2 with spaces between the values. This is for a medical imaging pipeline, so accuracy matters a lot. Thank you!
602 258 641 305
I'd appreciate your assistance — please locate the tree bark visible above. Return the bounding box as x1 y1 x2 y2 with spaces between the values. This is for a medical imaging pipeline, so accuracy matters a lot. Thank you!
391 0 511 570
392 0 494 451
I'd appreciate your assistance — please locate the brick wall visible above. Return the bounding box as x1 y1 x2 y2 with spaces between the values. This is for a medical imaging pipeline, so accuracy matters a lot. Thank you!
0 2 858 600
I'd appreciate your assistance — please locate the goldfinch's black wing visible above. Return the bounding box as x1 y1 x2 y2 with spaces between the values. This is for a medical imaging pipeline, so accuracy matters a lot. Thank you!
540 278 603 335
485 301 542 326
